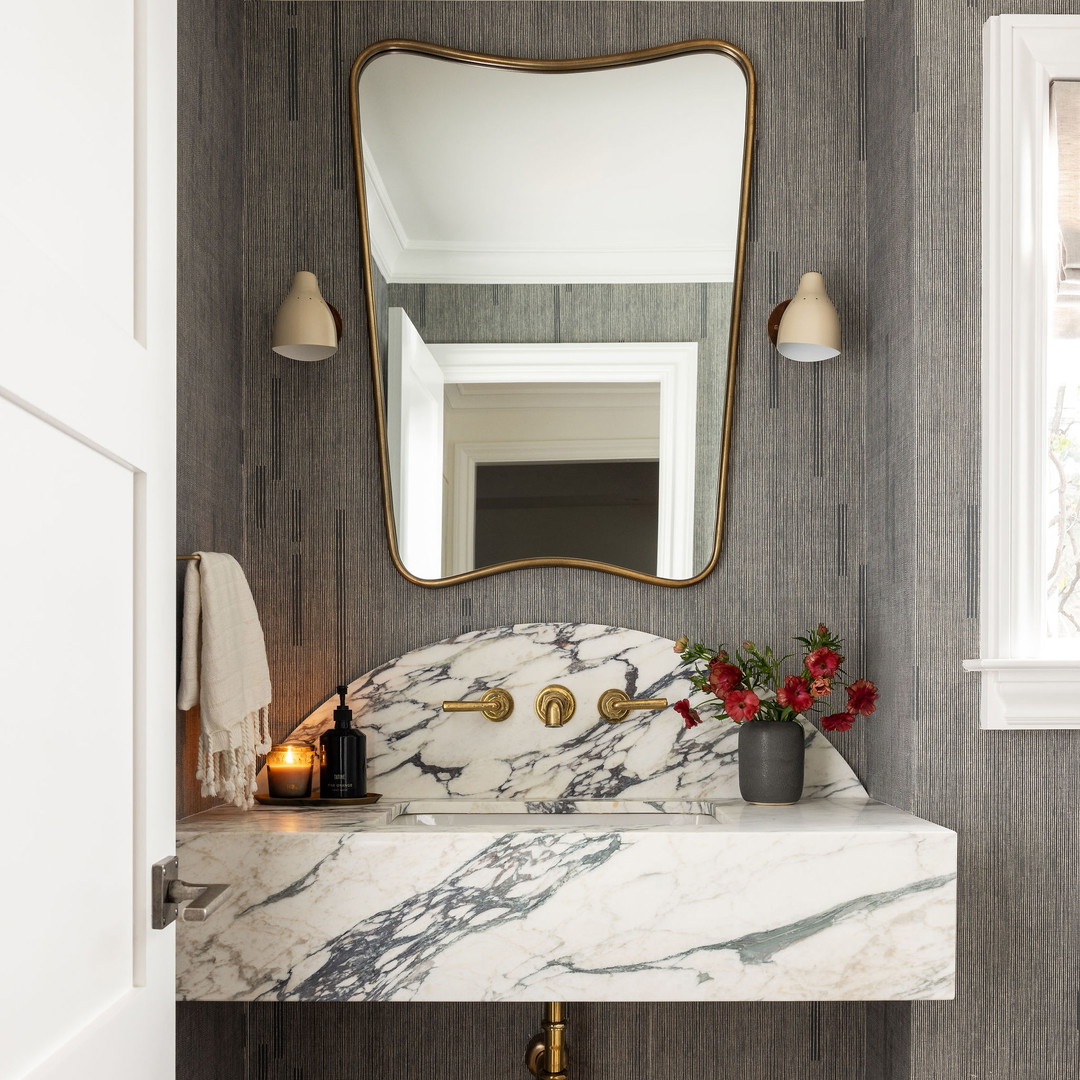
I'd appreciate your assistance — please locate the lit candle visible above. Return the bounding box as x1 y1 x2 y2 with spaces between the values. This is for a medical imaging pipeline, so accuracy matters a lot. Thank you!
266 743 314 798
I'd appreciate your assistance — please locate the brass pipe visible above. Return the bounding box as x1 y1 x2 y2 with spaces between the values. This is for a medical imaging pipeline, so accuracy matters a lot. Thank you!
525 1002 568 1080
543 1002 568 1080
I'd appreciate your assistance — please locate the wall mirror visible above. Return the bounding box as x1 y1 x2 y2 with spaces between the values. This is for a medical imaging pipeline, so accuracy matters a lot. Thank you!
349 40 755 586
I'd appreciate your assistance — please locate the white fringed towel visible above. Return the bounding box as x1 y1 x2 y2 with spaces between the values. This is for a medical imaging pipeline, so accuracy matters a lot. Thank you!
177 552 272 810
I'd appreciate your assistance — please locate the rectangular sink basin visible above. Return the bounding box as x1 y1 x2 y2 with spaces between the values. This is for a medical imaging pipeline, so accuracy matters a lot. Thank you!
395 811 719 829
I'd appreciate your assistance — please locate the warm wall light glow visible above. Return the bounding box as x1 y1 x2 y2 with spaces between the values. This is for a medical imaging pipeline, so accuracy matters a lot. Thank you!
775 271 841 362
272 271 339 361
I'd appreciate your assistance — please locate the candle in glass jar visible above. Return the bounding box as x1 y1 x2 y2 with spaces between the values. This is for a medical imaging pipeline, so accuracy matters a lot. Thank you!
266 743 314 798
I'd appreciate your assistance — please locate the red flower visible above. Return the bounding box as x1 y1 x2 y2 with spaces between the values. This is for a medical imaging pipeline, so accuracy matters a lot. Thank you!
817 623 829 636
723 689 760 723
846 679 879 716
708 660 743 696
776 675 813 713
674 699 701 728
821 712 855 732
810 677 832 698
805 646 842 678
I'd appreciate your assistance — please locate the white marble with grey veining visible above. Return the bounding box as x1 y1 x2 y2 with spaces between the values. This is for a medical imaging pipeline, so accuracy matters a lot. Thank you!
276 623 867 801
176 799 956 1002
177 625 955 1003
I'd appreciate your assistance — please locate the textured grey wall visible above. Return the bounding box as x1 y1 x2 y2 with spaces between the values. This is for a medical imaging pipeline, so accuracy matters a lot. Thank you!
864 1 1080 1077
174 0 1080 1075
242 0 868 762
197 3 870 1079
387 279 732 568
176 0 246 818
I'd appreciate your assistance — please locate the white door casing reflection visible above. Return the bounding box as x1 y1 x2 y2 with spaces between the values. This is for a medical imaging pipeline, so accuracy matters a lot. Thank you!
390 309 697 576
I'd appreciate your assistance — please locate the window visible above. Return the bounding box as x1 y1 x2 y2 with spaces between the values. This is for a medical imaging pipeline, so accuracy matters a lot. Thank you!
967 16 1080 727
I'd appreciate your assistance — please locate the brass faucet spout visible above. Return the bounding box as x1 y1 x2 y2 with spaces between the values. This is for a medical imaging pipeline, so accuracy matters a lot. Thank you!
535 685 576 728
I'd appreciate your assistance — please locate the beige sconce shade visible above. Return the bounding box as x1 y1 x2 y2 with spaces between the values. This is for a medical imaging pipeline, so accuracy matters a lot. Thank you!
272 271 339 361
771 271 841 362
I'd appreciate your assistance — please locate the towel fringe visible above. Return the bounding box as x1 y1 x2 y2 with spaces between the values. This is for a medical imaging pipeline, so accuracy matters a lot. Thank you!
196 704 272 809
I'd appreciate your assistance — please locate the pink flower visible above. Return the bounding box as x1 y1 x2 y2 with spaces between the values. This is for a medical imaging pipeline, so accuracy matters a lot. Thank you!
674 699 701 728
821 712 856 732
724 689 760 723
708 660 743 696
673 635 689 653
817 623 829 636
805 647 842 678
776 675 813 713
846 679 879 716
810 677 832 698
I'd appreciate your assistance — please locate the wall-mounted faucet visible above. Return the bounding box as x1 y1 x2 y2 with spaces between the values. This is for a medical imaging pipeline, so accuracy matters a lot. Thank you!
535 685 575 727
597 688 669 723
442 688 514 722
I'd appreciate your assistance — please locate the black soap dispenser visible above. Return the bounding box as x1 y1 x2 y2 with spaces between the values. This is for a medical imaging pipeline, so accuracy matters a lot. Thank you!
319 685 366 799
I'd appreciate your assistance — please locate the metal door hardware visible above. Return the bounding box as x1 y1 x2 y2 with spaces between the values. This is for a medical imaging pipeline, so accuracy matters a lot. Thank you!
151 855 231 930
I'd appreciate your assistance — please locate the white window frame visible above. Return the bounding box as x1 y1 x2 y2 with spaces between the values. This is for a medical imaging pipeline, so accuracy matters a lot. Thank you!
966 16 1080 728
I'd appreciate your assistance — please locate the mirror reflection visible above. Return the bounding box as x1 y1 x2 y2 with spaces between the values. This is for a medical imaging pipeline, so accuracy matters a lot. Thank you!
353 44 752 583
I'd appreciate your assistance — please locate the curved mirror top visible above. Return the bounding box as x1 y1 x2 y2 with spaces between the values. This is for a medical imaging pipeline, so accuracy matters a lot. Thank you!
351 41 754 586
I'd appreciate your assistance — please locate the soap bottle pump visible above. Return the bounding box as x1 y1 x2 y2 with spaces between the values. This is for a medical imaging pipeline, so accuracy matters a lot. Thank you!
319 685 366 799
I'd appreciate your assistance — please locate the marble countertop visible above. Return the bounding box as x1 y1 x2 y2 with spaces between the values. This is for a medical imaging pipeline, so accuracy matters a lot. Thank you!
177 797 953 836
176 795 957 1002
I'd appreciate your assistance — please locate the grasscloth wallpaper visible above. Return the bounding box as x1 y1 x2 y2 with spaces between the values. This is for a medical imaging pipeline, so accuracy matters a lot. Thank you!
865 2 1080 1078
176 0 245 817
175 0 1080 1077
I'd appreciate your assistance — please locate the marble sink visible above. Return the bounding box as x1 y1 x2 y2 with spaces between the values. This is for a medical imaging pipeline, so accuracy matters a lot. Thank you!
176 797 956 1003
392 798 724 829
175 624 957 1004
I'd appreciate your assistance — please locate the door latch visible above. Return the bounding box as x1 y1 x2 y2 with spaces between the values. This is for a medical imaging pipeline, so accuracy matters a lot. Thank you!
151 855 231 930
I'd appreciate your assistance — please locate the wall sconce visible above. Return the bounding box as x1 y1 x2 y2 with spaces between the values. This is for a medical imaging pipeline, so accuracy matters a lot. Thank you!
272 271 342 361
767 271 841 362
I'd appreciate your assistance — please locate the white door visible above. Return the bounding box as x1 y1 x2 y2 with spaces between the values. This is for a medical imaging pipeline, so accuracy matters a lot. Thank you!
0 2 177 1078
387 307 445 578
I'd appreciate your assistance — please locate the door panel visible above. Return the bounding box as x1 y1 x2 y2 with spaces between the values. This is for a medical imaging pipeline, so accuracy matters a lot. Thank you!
0 0 177 1077
1 399 135 1078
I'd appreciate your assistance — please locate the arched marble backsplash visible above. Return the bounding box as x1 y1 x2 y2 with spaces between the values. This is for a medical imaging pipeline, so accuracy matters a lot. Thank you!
281 623 867 801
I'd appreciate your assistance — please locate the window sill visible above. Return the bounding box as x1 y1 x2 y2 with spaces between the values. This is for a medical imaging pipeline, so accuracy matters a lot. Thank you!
963 659 1080 729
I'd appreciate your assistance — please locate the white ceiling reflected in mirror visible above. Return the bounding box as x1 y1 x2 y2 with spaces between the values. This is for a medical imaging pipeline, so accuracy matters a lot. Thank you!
350 40 755 586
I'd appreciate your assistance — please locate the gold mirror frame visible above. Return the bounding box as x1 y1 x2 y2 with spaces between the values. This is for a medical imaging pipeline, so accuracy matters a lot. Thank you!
349 39 756 588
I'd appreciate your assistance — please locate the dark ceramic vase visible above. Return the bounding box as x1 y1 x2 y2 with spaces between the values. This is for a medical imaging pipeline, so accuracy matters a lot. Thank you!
738 721 805 804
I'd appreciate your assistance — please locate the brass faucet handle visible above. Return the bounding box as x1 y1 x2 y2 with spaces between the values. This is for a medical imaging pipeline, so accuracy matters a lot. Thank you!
598 688 669 723
535 685 576 728
441 688 514 723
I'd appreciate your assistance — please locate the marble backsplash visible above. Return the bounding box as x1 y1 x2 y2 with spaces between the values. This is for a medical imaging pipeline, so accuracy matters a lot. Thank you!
280 623 867 801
